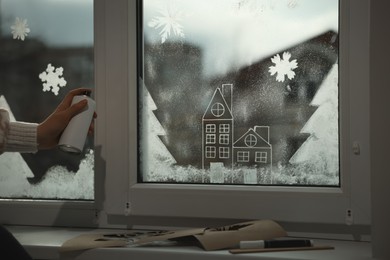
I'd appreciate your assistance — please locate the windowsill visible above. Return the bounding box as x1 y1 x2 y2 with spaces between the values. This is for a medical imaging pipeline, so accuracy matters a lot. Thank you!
8 225 373 260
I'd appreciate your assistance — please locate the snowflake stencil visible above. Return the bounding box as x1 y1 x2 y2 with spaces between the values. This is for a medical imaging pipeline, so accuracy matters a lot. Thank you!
10 17 31 41
39 64 67 96
269 52 298 82
148 6 185 43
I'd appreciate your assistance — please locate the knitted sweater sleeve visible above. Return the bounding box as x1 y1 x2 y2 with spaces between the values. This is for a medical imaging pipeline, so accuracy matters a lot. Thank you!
0 108 38 154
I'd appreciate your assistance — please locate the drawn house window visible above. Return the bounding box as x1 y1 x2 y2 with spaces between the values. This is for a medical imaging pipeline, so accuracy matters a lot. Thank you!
211 103 225 117
245 134 257 147
219 124 230 133
219 134 229 145
206 146 216 158
237 151 250 162
255 152 268 163
206 124 216 133
219 147 230 159
206 134 216 144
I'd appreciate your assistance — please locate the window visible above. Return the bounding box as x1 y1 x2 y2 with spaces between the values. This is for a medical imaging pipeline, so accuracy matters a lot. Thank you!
206 134 216 144
237 151 250 162
206 124 216 133
219 124 230 133
219 147 230 159
245 134 258 147
205 146 216 158
1 0 371 232
211 103 225 117
140 0 340 186
219 134 229 145
121 0 370 227
0 0 94 201
255 152 268 163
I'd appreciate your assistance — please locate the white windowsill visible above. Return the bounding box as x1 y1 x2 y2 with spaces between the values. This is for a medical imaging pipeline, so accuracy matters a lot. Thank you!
8 225 373 260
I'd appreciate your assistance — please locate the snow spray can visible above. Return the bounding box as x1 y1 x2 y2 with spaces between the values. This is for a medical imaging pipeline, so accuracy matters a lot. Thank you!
58 91 95 153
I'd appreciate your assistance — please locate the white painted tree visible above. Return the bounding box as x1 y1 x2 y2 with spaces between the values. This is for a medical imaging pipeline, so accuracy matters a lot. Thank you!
289 63 339 179
0 95 35 198
140 83 176 182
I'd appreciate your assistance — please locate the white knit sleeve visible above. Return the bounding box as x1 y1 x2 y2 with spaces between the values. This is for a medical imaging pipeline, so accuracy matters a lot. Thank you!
0 109 38 153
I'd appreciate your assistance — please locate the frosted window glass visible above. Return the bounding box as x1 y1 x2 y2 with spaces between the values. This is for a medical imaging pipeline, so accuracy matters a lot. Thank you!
0 0 94 200
140 0 339 186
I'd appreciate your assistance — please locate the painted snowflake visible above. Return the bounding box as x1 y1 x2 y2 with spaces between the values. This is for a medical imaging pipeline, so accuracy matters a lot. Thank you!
39 64 67 96
269 52 298 82
10 17 31 41
148 6 185 43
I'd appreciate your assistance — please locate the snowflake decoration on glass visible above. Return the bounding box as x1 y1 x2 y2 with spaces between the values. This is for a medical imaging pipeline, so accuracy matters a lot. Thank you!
269 52 298 82
39 64 67 96
148 6 185 43
10 17 31 41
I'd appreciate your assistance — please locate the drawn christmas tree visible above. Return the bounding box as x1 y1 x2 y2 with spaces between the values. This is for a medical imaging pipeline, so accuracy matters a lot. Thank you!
140 82 176 181
0 95 35 197
289 62 339 175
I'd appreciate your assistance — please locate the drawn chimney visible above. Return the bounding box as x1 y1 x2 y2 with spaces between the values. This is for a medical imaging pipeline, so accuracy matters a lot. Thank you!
221 84 233 111
254 126 269 143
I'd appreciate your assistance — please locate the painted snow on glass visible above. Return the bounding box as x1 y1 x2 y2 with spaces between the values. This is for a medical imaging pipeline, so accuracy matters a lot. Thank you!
0 150 94 200
0 95 94 199
39 63 67 96
269 52 298 82
142 0 339 186
234 0 299 14
148 4 185 43
10 17 31 41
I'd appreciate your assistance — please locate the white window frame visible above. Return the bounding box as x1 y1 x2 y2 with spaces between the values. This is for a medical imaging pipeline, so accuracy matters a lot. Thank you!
0 0 372 234
110 0 371 229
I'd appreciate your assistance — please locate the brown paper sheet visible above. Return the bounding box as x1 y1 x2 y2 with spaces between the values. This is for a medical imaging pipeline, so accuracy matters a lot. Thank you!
60 219 286 253
60 233 128 252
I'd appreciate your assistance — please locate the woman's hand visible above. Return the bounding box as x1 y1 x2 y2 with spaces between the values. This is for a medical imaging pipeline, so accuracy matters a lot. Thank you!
37 88 97 150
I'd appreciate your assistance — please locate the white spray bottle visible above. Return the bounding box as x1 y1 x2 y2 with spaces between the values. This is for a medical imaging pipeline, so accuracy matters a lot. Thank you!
58 91 95 153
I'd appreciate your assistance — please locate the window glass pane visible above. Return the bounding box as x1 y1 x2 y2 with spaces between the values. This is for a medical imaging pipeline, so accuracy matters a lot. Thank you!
140 0 339 186
0 0 94 199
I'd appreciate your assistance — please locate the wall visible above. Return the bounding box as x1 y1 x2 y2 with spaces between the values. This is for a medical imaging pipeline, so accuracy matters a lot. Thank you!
370 0 390 259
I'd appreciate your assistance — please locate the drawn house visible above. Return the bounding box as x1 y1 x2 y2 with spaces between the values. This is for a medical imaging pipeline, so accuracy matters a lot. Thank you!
202 84 272 172
233 126 272 169
202 84 234 169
